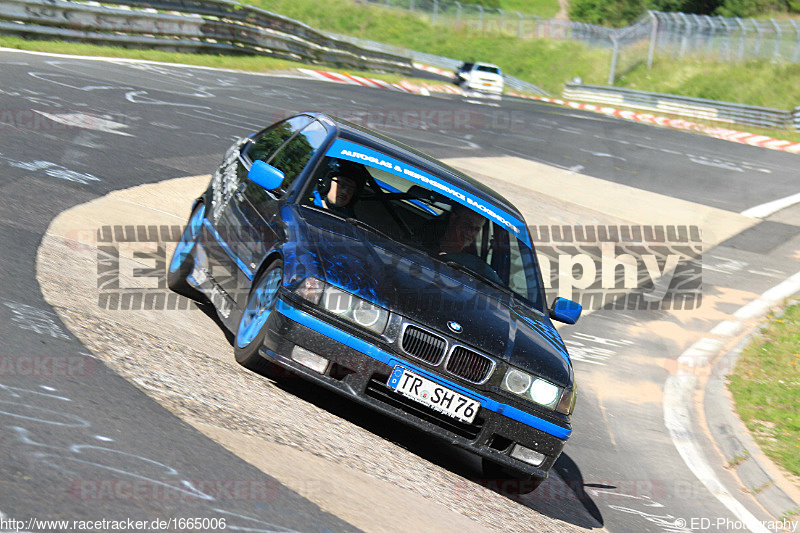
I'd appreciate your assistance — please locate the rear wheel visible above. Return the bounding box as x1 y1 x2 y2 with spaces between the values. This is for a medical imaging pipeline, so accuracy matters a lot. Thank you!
167 202 205 300
234 259 283 374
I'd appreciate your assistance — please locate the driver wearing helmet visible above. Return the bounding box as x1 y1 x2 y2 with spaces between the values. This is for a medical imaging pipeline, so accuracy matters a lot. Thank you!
311 158 369 218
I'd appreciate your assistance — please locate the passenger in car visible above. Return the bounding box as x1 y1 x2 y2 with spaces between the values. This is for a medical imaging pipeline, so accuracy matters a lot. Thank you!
311 158 369 218
438 205 486 255
423 204 502 284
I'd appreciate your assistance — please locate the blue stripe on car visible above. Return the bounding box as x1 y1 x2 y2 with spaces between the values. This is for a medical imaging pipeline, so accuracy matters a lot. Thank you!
275 299 571 440
202 219 254 280
325 138 531 247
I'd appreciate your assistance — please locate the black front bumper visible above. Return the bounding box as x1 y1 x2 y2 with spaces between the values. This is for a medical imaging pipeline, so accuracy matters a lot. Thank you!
260 298 568 481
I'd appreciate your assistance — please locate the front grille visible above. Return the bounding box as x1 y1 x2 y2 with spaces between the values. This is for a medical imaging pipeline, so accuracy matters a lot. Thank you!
401 325 446 365
365 376 483 440
445 347 494 383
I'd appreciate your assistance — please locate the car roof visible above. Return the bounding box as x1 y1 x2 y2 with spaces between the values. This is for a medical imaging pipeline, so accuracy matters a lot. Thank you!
309 113 523 221
474 62 501 69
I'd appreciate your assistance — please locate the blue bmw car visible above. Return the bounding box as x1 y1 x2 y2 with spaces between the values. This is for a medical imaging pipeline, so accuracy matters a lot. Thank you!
168 112 582 492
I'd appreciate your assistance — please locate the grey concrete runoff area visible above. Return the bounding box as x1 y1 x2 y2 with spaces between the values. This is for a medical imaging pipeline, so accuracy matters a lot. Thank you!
1 48 799 533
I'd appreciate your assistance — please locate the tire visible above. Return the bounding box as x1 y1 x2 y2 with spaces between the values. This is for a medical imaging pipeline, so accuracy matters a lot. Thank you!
167 202 205 300
481 458 544 495
234 259 283 374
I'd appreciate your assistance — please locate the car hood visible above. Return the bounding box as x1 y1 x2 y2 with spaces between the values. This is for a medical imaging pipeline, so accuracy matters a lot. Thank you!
284 206 573 387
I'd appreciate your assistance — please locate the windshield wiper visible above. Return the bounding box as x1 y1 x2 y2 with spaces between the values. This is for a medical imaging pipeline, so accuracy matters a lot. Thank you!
442 259 515 298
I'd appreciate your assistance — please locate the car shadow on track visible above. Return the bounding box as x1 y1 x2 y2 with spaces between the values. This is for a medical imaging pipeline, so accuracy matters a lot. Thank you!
191 299 604 528
194 298 235 345
267 367 603 529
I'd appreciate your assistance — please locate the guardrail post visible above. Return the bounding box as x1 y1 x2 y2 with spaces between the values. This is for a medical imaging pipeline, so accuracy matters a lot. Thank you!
678 13 690 58
432 0 438 24
752 18 762 56
608 32 619 85
771 18 781 59
718 16 731 60
736 17 746 60
703 15 715 52
647 11 658 69
409 0 414 12
456 1 461 23
477 4 484 31
517 11 523 37
498 8 503 32
692 14 704 50
790 19 800 62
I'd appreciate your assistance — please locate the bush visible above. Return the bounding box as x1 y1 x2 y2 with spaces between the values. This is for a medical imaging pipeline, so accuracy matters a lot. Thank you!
568 0 647 26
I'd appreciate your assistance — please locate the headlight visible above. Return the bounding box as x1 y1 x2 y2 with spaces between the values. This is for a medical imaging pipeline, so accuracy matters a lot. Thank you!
294 278 388 334
501 367 571 413
502 368 532 395
323 286 353 315
530 378 559 408
352 299 383 327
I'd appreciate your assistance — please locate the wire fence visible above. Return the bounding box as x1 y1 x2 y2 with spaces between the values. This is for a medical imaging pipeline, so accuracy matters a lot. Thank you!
357 0 800 64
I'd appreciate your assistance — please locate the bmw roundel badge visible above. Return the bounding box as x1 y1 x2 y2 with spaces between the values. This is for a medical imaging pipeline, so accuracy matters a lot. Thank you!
447 321 463 333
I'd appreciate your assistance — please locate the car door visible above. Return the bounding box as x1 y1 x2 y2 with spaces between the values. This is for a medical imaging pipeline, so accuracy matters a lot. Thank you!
232 118 330 310
205 115 314 311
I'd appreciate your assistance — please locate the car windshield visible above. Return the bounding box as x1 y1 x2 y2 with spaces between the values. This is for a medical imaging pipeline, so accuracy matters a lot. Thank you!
299 139 544 310
476 65 501 74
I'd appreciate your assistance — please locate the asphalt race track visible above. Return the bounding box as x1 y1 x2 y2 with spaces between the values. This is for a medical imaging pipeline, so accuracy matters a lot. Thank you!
1 48 799 533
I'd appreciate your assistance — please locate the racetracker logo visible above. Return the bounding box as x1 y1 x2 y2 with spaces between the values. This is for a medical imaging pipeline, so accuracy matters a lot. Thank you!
270 109 527 132
457 477 667 502
454 17 571 39
68 479 281 501
0 109 111 132
0 355 97 377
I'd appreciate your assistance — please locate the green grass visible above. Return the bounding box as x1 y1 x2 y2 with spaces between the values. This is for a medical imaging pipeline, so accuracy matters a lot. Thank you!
617 55 800 110
500 0 562 16
245 0 800 112
247 0 612 93
728 303 800 478
499 0 565 16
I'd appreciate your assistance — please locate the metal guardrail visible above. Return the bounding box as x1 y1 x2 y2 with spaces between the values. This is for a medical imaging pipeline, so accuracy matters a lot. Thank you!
0 0 413 73
563 83 800 131
324 31 550 96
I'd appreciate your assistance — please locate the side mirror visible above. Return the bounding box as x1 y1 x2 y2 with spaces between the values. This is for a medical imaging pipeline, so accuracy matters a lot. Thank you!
249 160 284 191
549 297 582 325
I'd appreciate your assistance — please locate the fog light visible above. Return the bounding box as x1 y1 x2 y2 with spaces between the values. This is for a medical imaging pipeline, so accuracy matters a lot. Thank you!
291 346 329 374
510 444 545 467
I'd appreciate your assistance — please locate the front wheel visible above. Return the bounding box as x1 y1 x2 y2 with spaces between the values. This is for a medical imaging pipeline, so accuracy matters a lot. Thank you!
167 202 205 300
234 259 283 374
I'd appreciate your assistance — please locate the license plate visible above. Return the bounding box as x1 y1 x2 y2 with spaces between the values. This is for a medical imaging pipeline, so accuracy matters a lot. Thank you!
387 366 480 424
